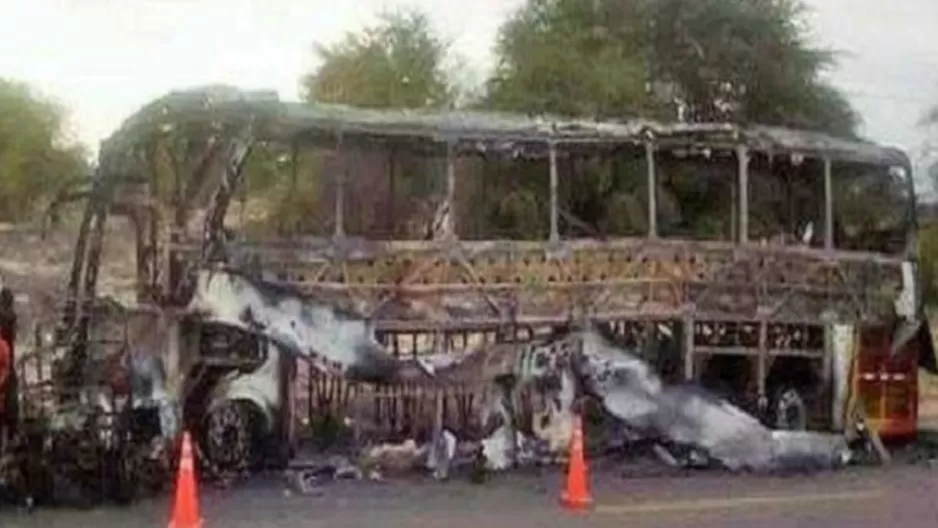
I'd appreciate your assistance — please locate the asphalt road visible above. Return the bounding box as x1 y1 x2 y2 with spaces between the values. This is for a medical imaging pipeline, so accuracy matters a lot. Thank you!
1 463 936 528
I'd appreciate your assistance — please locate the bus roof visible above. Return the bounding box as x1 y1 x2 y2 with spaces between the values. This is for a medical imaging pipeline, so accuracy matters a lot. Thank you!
100 85 911 169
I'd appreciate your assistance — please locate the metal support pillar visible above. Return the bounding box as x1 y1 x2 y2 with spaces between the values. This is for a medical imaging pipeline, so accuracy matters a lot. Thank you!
445 143 457 239
823 157 834 250
163 314 183 438
388 147 397 237
549 142 559 242
284 139 299 235
821 310 838 429
645 140 658 238
823 323 834 388
757 320 768 401
683 311 695 381
737 144 750 244
334 137 346 238
829 323 853 432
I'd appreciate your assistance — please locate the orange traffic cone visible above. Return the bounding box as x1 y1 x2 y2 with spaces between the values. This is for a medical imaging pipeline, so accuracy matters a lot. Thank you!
169 432 203 528
561 415 593 511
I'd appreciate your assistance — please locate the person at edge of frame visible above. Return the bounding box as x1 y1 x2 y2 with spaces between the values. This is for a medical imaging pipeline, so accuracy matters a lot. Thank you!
0 280 16 452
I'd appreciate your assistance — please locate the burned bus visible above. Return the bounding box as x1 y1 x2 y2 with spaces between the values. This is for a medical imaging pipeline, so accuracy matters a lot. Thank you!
35 86 929 480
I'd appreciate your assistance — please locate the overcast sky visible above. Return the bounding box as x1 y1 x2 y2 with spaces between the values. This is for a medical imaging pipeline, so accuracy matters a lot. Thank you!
2 0 936 187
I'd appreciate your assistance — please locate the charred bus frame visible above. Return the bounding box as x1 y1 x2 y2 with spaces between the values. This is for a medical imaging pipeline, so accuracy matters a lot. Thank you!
52 88 928 456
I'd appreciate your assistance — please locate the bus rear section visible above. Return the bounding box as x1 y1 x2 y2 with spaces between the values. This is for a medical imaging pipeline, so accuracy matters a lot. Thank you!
854 325 920 439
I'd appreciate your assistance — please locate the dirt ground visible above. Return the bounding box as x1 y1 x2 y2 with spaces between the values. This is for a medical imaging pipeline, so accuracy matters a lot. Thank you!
0 221 139 352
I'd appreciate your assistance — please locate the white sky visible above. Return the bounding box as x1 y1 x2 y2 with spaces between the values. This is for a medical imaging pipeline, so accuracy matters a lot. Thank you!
1 0 937 186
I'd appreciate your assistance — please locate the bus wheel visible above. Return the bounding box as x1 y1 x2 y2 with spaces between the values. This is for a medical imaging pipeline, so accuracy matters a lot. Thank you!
771 387 807 431
205 400 255 474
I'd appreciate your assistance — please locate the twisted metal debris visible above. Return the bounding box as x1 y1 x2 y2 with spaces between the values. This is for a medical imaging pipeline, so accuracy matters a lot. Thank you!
190 268 851 474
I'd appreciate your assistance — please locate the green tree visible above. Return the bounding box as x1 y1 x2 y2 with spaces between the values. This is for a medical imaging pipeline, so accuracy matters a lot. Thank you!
301 9 456 109
920 221 938 306
0 78 88 223
644 0 857 135
486 0 857 135
484 0 655 119
916 102 938 304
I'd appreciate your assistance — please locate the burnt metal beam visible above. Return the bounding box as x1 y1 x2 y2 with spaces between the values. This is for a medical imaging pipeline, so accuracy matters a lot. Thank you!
683 310 695 381
335 135 346 238
165 236 909 268
178 137 224 222
283 137 298 236
57 167 118 400
824 157 834 250
445 142 457 240
387 147 397 237
145 142 162 302
549 141 559 243
737 144 750 244
757 320 768 400
199 129 255 268
645 140 658 239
